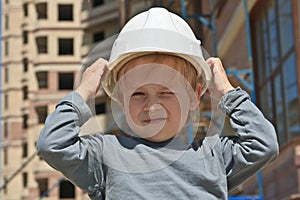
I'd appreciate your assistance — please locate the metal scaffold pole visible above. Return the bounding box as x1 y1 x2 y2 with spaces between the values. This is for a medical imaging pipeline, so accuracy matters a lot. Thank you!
181 0 264 199
0 152 37 191
243 0 263 198
0 0 3 199
180 0 217 56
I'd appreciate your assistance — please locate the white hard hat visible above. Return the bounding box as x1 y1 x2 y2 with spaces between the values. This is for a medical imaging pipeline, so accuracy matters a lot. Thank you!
101 7 211 98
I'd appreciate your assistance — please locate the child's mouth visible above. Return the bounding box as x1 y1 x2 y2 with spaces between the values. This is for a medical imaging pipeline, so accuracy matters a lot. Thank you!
144 118 166 124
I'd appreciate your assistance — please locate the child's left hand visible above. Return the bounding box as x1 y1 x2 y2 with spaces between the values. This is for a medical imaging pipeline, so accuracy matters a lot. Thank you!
205 57 234 101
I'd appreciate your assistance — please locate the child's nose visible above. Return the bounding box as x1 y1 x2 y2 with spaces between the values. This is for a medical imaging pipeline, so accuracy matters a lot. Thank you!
148 103 163 112
144 96 161 112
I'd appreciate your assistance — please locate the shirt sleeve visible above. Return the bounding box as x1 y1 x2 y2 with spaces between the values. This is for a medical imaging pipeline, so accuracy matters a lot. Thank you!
219 87 279 191
36 92 105 198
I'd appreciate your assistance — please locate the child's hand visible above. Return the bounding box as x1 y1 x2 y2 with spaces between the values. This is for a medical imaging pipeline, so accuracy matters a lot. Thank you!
75 58 108 101
206 57 234 101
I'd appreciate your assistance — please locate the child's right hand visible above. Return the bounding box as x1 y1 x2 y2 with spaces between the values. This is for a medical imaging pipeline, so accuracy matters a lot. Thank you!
75 58 108 101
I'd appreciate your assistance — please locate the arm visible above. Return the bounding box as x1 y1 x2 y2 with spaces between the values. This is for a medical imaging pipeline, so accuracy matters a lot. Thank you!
37 58 108 198
219 87 278 190
206 57 279 190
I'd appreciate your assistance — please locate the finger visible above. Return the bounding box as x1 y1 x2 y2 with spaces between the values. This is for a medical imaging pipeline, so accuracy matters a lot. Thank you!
205 58 214 68
96 58 108 67
206 58 220 73
96 59 108 83
85 58 108 84
90 58 108 72
207 58 226 75
205 57 219 64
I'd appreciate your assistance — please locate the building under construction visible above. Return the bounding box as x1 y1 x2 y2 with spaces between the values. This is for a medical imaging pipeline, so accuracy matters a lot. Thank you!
1 0 300 199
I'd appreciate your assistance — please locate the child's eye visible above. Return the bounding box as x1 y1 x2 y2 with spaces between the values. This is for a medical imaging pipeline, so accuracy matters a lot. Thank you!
160 91 175 97
131 92 145 97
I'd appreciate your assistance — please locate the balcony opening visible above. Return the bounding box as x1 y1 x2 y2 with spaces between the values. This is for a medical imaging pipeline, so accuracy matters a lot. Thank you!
23 173 28 188
36 106 48 124
37 178 48 197
22 142 28 158
36 3 47 19
59 73 74 90
93 31 105 43
5 40 9 56
5 15 9 30
23 114 28 129
59 180 75 199
4 67 8 83
4 149 8 165
36 36 48 54
23 3 28 17
58 4 73 21
36 72 48 89
4 122 8 138
23 86 28 100
93 0 104 7
4 94 8 109
95 103 106 115
95 98 106 114
23 58 28 72
58 38 74 55
23 31 28 44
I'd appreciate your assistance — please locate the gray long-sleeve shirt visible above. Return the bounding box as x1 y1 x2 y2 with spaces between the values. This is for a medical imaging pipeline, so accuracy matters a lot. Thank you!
37 88 279 200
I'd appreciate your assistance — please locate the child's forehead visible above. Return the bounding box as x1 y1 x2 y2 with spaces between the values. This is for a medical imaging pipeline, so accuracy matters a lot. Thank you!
116 63 191 96
135 83 171 91
122 54 180 71
120 64 180 85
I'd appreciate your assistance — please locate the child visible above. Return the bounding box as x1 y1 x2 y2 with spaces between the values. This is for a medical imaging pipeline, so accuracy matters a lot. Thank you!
37 7 278 200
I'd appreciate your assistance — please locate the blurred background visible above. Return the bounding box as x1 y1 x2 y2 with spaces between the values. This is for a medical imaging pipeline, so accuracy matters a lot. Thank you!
1 0 300 199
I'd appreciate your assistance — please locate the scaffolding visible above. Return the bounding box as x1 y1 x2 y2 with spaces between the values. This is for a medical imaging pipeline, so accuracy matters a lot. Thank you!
179 0 263 199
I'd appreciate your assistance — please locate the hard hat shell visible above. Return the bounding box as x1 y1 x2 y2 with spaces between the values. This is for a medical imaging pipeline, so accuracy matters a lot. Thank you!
101 7 212 98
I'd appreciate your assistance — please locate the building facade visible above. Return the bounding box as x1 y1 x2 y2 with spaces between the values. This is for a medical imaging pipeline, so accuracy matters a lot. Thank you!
200 0 300 199
1 0 118 199
2 0 300 200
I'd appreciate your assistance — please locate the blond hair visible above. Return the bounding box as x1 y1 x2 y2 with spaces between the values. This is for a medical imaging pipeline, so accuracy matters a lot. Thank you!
115 53 204 90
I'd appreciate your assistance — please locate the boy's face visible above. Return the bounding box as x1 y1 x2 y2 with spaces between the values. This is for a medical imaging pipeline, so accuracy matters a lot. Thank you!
128 83 182 142
114 55 201 142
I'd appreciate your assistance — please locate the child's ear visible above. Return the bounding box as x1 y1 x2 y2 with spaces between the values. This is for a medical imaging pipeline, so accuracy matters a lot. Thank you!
195 83 202 100
190 83 202 110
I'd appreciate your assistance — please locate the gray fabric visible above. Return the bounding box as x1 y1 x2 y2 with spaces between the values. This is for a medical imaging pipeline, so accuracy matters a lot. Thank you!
37 88 279 200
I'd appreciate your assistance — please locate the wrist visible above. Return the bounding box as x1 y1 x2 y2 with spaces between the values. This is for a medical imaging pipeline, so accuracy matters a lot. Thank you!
223 85 235 96
218 87 250 116
75 87 89 102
